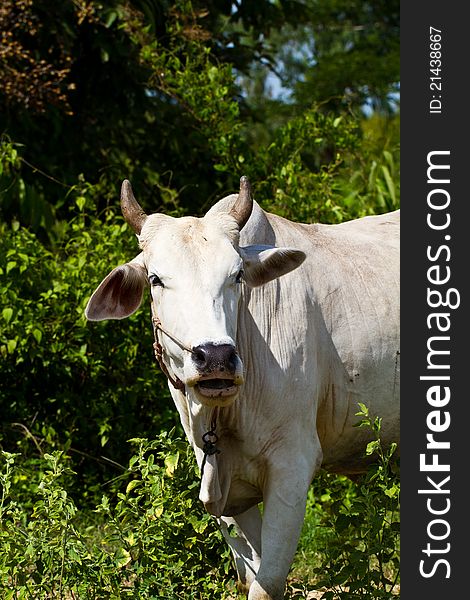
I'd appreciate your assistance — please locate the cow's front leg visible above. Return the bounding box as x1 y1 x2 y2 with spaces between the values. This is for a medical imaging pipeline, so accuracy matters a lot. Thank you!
248 454 319 600
218 504 262 593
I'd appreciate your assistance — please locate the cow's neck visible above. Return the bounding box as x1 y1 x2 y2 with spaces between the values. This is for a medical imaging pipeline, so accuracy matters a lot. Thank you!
171 389 232 517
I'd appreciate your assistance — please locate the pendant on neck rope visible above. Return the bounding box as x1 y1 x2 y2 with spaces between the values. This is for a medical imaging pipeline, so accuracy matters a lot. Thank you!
201 424 220 478
202 429 220 456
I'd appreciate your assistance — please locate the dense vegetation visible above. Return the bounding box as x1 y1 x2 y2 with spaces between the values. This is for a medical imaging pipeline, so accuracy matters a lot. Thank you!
1 1 399 597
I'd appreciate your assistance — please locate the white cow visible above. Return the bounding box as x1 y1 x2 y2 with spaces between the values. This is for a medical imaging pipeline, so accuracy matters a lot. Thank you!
86 177 400 600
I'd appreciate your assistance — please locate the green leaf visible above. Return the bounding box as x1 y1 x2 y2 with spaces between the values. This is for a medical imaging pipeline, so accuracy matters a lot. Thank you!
368 160 378 191
381 165 396 204
105 10 117 28
75 196 86 211
384 483 400 498
165 452 179 477
6 261 16 274
356 402 368 416
2 307 13 324
125 531 136 547
126 479 141 494
114 547 131 569
335 513 352 532
365 440 380 456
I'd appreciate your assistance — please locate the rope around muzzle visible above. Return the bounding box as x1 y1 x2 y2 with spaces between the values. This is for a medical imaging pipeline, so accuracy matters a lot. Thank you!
150 300 192 391
151 314 190 391
150 304 223 476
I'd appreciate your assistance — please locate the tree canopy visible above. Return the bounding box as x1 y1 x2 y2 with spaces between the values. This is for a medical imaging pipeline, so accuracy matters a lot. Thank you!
1 0 399 230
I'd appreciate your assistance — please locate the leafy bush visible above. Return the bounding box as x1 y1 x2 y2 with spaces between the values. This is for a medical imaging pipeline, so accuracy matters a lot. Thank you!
291 404 400 599
0 433 234 599
251 110 364 224
0 190 174 492
1 409 399 599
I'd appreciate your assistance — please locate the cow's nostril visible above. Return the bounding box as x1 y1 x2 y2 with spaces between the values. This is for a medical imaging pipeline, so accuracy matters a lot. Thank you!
192 343 237 373
192 346 209 367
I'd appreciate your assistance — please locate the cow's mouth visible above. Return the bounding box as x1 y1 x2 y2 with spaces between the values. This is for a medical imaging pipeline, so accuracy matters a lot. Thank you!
196 378 238 398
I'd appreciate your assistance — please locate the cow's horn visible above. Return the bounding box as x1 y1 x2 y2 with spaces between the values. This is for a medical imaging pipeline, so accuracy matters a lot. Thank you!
121 179 147 234
230 176 253 230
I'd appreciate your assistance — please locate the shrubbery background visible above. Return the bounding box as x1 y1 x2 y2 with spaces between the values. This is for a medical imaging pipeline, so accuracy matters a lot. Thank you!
1 1 399 597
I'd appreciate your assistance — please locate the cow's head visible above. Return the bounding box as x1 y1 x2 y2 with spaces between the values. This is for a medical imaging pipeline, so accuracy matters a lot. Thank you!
85 177 305 407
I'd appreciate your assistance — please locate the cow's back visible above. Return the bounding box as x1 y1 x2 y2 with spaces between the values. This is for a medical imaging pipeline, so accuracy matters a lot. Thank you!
240 205 400 473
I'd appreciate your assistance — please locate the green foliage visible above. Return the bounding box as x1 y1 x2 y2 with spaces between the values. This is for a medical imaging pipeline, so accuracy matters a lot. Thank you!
0 135 56 234
0 450 87 598
0 435 233 598
291 404 400 599
0 176 175 487
251 110 363 223
360 115 400 213
1 2 399 596
1 426 398 599
95 434 234 598
0 0 399 228
272 0 400 113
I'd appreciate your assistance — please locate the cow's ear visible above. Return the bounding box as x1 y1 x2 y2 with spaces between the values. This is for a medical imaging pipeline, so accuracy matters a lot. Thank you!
85 253 147 321
240 245 306 287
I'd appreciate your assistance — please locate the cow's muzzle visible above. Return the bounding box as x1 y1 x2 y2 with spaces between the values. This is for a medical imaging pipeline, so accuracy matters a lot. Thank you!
191 343 243 398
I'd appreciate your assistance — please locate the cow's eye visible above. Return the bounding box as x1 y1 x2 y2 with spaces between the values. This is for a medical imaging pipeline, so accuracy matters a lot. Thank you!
235 269 244 284
149 274 164 287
